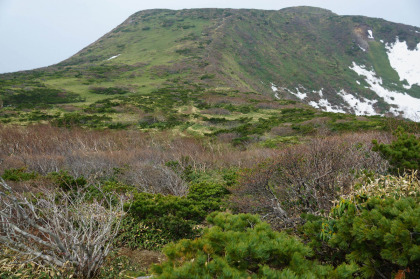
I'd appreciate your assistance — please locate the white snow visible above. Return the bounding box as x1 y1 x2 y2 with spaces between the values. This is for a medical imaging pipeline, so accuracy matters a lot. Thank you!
356 80 361 85
281 86 307 100
271 83 278 92
380 40 384 43
271 83 280 99
107 54 121 60
350 62 420 121
308 99 346 113
358 45 366 52
385 39 420 88
311 89 324 97
317 89 323 98
367 30 374 39
337 89 378 116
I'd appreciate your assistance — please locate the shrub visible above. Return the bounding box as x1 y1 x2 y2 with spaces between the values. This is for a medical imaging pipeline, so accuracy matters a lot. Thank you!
114 215 174 250
48 170 87 191
230 134 387 226
1 167 38 181
304 173 420 278
343 171 420 201
127 181 229 244
89 86 130 95
151 212 357 278
187 181 230 212
0 180 126 279
3 88 84 108
53 113 112 128
372 127 420 174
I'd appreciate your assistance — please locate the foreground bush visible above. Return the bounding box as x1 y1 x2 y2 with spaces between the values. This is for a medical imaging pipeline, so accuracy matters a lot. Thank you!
373 127 420 174
0 179 126 279
152 212 357 279
124 181 230 246
230 134 387 226
304 173 420 279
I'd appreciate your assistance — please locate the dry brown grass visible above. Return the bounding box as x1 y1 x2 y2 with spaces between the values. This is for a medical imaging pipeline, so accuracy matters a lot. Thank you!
229 131 391 227
0 124 279 193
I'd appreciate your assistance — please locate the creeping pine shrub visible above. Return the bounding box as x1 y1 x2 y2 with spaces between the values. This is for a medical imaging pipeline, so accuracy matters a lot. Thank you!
1 167 38 181
152 212 357 279
304 173 420 279
123 181 229 248
372 126 420 174
48 170 87 191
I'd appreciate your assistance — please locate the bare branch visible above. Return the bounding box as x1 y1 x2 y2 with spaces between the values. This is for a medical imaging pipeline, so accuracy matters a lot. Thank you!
0 178 126 278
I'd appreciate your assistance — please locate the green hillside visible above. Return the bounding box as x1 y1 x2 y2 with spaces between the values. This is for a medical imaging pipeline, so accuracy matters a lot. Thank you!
2 7 420 279
1 7 420 138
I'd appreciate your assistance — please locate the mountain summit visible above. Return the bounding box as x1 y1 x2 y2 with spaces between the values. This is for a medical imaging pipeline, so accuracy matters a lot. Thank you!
2 7 420 120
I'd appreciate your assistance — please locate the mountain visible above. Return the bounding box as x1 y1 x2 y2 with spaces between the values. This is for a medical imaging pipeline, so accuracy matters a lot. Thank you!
1 7 420 128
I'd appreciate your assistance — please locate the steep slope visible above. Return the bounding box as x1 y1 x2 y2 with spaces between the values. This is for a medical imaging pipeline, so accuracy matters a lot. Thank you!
1 7 420 121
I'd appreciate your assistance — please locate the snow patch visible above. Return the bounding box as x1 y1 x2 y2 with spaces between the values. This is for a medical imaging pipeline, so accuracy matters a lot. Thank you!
358 45 366 52
385 39 420 88
107 54 121 60
367 30 374 39
317 89 323 98
380 40 384 43
311 89 324 97
337 90 378 116
308 99 345 113
271 83 278 92
350 62 420 121
356 80 361 85
271 83 280 99
282 86 307 100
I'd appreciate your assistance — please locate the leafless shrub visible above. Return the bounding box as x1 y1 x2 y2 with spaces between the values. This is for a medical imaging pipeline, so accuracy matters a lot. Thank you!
0 179 126 278
270 126 296 137
200 108 231 115
123 163 188 196
0 124 281 193
217 132 239 143
230 132 389 227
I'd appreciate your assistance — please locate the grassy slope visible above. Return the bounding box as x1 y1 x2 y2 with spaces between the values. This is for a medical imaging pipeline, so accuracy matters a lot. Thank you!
0 7 419 137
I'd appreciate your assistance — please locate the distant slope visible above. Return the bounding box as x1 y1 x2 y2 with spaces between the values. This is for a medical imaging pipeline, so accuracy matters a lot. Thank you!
1 7 420 120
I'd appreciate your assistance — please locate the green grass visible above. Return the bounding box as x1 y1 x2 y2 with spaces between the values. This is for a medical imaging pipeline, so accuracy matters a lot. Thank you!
1 7 419 135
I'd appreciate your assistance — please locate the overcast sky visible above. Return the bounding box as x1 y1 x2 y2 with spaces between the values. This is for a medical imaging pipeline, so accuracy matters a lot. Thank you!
0 0 419 74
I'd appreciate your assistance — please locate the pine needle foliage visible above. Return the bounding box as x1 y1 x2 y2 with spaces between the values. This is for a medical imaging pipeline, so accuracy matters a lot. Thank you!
304 172 420 278
372 127 420 174
152 212 357 278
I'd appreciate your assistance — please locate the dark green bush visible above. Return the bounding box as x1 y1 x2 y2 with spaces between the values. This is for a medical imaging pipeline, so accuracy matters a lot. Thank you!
48 170 87 191
2 168 38 181
372 127 420 174
304 196 420 278
114 215 174 250
2 88 84 108
127 181 229 244
89 87 130 95
53 113 112 128
152 212 357 278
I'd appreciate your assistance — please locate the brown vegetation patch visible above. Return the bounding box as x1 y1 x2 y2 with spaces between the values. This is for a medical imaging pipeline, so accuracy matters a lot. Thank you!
270 125 295 136
118 248 166 272
229 131 390 228
201 108 231 115
0 124 280 192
